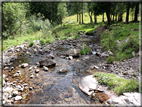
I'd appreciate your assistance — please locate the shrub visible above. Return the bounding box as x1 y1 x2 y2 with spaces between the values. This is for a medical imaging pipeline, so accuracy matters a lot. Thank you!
28 41 34 47
40 39 45 45
106 56 114 64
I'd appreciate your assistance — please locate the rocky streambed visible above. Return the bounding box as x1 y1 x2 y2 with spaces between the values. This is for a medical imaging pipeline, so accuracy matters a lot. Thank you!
2 32 141 106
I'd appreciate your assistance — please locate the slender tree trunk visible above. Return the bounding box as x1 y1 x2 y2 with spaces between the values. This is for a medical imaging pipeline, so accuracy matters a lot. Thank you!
77 13 78 22
95 16 97 24
102 13 104 22
113 15 114 22
118 14 123 22
134 3 139 22
126 3 130 24
79 13 81 24
106 8 111 25
82 3 83 24
115 15 117 21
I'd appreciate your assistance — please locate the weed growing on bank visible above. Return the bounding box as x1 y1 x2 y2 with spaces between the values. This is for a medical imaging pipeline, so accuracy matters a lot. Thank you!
94 72 139 95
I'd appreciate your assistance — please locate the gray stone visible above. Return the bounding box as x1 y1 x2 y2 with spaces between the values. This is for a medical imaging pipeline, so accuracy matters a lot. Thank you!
132 51 135 57
35 69 39 73
59 68 67 73
66 49 80 57
33 40 40 45
15 96 22 101
39 59 56 68
14 73 19 77
43 66 48 71
30 75 34 79
21 63 29 68
12 90 18 96
78 75 98 95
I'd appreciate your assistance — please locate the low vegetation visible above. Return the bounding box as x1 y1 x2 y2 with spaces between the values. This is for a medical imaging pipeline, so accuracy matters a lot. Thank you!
80 45 92 55
94 72 139 95
101 22 139 62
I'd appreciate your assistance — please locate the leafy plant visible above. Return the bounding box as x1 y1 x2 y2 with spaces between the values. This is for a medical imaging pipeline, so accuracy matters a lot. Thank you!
80 45 91 55
28 41 34 47
40 39 45 45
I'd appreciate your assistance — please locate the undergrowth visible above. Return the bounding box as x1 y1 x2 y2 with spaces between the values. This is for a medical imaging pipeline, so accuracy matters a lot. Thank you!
94 72 139 95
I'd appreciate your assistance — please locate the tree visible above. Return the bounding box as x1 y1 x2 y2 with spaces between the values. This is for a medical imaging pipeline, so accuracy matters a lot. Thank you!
87 3 93 23
134 3 139 22
126 3 130 24
2 3 27 38
57 3 67 25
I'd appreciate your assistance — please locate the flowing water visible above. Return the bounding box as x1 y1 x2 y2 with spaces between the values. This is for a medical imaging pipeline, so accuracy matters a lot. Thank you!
3 36 113 105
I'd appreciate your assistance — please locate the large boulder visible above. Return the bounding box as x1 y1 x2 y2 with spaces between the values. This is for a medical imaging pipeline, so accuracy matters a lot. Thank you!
78 75 98 96
39 59 56 68
66 49 80 57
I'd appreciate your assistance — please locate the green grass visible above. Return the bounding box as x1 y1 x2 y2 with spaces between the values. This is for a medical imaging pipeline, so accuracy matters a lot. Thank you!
28 41 34 47
3 11 139 51
101 22 139 62
80 45 91 55
94 72 139 95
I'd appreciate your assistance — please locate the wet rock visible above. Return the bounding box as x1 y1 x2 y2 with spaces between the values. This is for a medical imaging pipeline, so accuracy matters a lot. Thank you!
21 63 29 68
14 73 19 77
23 83 28 87
10 56 17 62
43 66 48 71
58 68 67 73
39 59 56 68
12 91 18 96
79 75 98 95
66 49 80 57
30 75 34 79
35 69 40 73
4 66 9 70
15 96 22 101
29 66 33 71
5 78 9 82
68 56 73 60
29 87 33 90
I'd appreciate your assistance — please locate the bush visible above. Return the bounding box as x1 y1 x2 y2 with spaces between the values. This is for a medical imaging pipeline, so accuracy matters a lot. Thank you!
40 39 45 45
28 41 34 47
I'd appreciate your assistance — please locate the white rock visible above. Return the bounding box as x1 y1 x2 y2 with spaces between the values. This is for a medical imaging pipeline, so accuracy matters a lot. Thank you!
35 69 39 73
4 87 13 93
68 56 73 60
30 75 34 78
17 70 21 74
94 65 99 69
23 83 28 87
14 73 19 77
59 68 67 73
78 75 98 95
43 66 48 71
15 96 22 101
12 90 18 96
92 51 96 55
108 50 113 55
29 66 33 71
132 51 135 57
29 87 33 90
21 63 29 68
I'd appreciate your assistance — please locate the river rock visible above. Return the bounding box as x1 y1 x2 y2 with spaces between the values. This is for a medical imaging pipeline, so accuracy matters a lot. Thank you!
33 40 40 45
43 66 48 71
66 49 80 57
21 63 29 68
30 75 34 79
39 59 56 68
132 51 135 57
4 66 9 70
68 56 73 60
59 68 67 73
78 75 98 95
35 69 39 73
10 56 17 62
15 96 22 101
12 91 18 96
14 73 19 77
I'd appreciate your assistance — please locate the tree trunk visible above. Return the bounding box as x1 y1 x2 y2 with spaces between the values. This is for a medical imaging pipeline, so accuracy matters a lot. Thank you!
77 13 78 22
82 3 83 24
126 3 130 24
89 11 93 23
118 14 123 22
102 13 104 22
79 13 81 24
115 15 117 21
95 16 97 24
113 15 114 22
134 3 139 22
106 9 111 26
